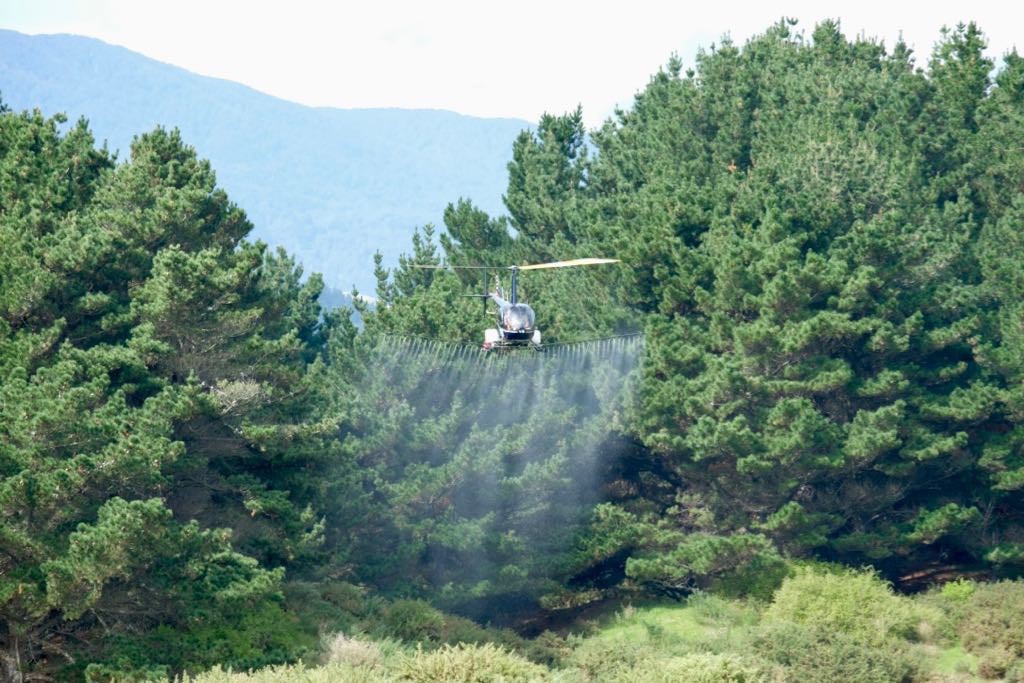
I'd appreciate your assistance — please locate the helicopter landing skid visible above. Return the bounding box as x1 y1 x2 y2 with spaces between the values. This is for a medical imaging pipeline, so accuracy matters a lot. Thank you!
482 340 543 352
482 328 542 352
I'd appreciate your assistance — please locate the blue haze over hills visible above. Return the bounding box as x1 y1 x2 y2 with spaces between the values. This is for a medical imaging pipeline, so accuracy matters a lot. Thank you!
0 29 530 293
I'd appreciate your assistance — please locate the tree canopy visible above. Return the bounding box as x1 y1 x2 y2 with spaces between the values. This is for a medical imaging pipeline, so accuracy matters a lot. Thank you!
367 20 1024 593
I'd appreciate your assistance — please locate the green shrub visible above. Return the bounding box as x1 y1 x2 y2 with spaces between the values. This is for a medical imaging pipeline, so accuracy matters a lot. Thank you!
172 602 316 672
709 554 792 602
438 613 491 641
1007 659 1024 683
375 599 447 643
187 662 394 682
763 567 923 645
398 642 549 682
625 653 768 683
84 661 169 682
976 646 1018 680
910 587 965 645
940 578 977 603
360 598 564 665
958 580 1024 678
564 634 661 681
754 622 918 683
913 577 978 639
520 631 572 667
281 581 368 636
320 582 370 615
439 616 566 666
85 601 316 678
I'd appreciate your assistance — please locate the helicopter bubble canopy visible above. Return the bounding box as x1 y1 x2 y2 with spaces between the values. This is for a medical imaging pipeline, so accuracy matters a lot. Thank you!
502 303 535 332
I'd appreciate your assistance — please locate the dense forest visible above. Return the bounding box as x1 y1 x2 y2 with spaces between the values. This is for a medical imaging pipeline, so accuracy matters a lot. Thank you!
2 19 1024 682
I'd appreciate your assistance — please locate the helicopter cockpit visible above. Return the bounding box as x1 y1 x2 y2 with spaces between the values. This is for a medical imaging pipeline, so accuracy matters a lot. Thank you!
501 303 535 332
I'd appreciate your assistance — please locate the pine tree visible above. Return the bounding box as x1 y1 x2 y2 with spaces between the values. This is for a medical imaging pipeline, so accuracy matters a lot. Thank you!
587 21 1022 576
1 114 330 677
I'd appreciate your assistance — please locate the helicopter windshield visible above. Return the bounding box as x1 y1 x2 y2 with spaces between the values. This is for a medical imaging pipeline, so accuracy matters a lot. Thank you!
501 303 535 331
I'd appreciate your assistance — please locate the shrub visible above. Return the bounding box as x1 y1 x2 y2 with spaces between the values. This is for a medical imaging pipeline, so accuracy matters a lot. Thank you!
976 646 1018 680
324 633 385 668
398 642 549 682
375 599 447 643
763 567 923 645
282 581 366 635
439 616 566 667
83 661 168 682
753 622 918 683
709 554 792 602
958 580 1024 678
564 634 661 681
910 582 976 645
437 613 493 644
320 581 371 616
521 631 572 667
625 653 768 683
940 578 977 603
86 600 316 678
186 662 394 682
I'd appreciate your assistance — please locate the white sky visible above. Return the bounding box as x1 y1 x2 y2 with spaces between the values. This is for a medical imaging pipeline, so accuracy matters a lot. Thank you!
2 0 1021 127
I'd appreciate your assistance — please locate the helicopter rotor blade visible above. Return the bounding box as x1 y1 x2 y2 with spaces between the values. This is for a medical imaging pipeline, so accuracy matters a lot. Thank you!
410 263 493 270
516 257 621 271
412 259 620 271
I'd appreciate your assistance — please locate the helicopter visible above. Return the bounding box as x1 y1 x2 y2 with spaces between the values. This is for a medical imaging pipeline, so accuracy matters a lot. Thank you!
414 258 620 351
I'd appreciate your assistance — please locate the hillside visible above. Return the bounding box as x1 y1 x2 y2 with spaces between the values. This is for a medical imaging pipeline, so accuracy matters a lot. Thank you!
0 29 529 292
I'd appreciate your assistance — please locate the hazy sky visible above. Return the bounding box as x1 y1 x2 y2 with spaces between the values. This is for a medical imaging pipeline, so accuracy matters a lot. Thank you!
2 1 1021 127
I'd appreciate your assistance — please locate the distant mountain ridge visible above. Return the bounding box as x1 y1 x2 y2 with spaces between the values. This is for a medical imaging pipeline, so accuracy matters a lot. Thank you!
0 29 530 292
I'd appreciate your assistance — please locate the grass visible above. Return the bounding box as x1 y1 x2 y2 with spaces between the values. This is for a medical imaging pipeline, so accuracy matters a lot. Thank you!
930 645 980 680
586 603 707 644
579 594 759 657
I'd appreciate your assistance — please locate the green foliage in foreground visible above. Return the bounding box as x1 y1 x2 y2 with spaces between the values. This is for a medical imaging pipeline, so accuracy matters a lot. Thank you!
188 570 1024 683
956 581 1024 679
